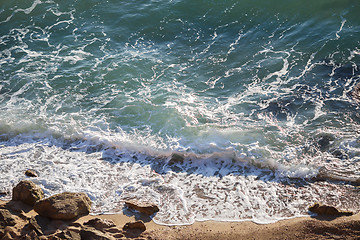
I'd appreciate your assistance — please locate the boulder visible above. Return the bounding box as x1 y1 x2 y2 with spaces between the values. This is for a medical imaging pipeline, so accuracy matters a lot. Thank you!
34 192 91 220
0 209 16 227
25 170 38 178
12 180 44 206
125 200 159 215
84 218 116 231
123 220 146 232
308 203 353 216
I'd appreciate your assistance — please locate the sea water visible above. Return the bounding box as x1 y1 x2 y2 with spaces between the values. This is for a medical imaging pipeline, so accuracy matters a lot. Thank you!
1 0 360 225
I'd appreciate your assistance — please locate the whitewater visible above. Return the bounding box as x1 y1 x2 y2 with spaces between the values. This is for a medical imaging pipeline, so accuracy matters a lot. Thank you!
1 0 360 225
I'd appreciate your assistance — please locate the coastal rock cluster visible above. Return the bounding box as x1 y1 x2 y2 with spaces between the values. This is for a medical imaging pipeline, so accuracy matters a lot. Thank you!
0 178 158 239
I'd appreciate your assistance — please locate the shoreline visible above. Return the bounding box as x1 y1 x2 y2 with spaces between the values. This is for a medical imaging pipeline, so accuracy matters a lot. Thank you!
1 199 360 239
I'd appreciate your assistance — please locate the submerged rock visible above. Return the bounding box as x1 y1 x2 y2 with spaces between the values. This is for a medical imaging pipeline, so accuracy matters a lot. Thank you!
123 220 146 232
0 189 8 196
12 180 44 206
34 192 91 220
316 135 334 151
125 200 159 215
308 203 353 216
168 153 185 165
352 82 360 102
25 170 38 178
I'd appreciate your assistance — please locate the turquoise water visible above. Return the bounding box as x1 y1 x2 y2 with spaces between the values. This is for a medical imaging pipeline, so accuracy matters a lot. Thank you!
1 0 360 225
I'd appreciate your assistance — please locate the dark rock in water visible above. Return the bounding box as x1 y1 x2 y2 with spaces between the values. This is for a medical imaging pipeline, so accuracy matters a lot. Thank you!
25 170 38 178
316 134 334 151
80 227 113 240
352 82 360 102
331 149 348 160
308 203 353 216
0 209 16 227
0 189 8 196
168 153 185 165
123 220 146 232
125 200 159 215
34 192 91 220
84 218 116 231
12 180 44 206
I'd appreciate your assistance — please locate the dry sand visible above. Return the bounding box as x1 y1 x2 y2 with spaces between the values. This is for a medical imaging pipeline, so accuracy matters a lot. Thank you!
2 199 360 239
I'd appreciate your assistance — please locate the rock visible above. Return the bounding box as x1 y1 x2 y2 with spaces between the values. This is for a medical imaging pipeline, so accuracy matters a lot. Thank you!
28 217 43 235
308 203 353 216
53 229 81 240
34 192 91 220
19 210 31 220
112 232 125 238
12 180 44 206
352 82 360 101
25 170 38 177
168 153 185 165
123 220 146 232
0 189 8 196
0 209 16 227
2 226 20 240
84 218 116 231
20 230 39 240
67 226 81 233
68 222 83 228
125 200 159 215
106 227 123 234
80 227 114 240
316 135 334 151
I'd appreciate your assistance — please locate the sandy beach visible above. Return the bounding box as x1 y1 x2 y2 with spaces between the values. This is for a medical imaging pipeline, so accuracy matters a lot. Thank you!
78 212 360 240
1 199 360 239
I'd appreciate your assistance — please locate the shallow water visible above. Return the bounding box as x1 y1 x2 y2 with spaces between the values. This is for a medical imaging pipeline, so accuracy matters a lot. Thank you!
1 0 360 225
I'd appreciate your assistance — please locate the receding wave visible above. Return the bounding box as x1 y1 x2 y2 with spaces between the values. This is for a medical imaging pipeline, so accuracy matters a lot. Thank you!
1 0 360 225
